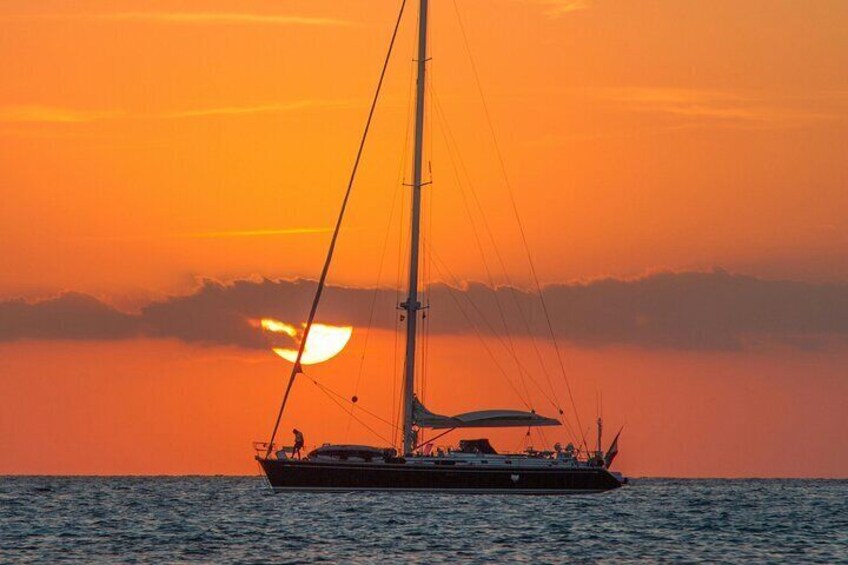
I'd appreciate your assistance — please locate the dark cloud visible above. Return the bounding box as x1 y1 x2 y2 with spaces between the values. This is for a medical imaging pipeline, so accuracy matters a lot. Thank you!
1 269 846 351
0 292 137 341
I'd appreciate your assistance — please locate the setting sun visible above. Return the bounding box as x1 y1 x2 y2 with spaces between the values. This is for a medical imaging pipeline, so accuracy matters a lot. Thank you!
261 318 353 366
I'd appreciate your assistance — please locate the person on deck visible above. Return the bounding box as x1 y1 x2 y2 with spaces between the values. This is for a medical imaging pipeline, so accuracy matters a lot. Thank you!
292 429 305 459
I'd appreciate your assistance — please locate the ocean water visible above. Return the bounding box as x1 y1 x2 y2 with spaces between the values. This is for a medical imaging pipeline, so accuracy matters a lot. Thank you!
1 477 845 563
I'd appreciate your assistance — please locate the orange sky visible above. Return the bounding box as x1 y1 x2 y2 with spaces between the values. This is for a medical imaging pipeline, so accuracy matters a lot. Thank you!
1 0 847 476
2 337 846 477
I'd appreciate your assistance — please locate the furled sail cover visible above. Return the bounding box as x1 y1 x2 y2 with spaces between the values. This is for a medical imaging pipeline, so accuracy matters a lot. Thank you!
413 397 560 429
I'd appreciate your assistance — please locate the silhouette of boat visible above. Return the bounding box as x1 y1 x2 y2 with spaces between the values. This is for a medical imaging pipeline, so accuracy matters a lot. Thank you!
256 0 625 494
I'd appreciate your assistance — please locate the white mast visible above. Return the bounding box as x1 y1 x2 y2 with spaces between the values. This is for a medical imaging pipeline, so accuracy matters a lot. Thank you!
401 0 429 456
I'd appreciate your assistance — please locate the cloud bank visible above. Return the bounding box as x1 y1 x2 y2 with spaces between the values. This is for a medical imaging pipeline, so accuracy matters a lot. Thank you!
1 270 846 351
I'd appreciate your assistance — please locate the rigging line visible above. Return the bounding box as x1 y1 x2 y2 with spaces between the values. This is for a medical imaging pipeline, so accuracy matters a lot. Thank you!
307 375 395 446
451 0 587 449
426 247 542 407
421 132 434 406
393 50 417 451
537 425 550 451
514 429 529 453
393 353 404 449
392 305 402 448
430 87 563 415
420 67 434 406
425 262 528 406
413 427 455 451
417 191 426 407
426 252 532 409
265 0 409 456
420 289 430 402
345 187 400 439
392 283 403 449
429 101 568 428
305 373 399 431
346 138 407 438
433 252 579 441
427 247 580 442
577 426 592 457
420 316 428 446
395 44 417 303
430 90 535 409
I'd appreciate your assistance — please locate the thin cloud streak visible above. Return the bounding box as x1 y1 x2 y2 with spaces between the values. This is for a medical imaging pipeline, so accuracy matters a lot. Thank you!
72 228 335 243
0 100 358 124
537 0 592 17
0 106 122 124
595 87 848 129
0 12 349 27
157 100 357 119
177 228 334 239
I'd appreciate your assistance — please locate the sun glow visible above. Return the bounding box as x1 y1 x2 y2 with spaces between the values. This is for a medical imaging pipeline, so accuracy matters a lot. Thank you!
260 318 353 366
260 318 297 336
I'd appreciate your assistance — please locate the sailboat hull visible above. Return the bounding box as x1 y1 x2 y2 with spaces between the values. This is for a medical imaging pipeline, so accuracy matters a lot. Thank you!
257 457 622 494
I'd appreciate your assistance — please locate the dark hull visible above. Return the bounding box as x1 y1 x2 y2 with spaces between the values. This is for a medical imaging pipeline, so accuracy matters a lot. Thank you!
257 457 622 494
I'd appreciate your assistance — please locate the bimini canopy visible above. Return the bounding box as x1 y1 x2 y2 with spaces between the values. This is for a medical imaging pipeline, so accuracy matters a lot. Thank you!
413 397 560 429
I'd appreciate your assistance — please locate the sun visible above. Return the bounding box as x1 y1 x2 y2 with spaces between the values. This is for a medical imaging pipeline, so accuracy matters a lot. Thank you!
260 319 353 365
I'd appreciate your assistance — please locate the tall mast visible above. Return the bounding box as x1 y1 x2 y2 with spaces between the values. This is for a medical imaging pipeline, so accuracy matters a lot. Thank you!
401 0 429 456
263 1 408 457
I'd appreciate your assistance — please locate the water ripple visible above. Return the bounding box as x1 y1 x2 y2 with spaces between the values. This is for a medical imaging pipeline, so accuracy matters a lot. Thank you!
0 477 846 563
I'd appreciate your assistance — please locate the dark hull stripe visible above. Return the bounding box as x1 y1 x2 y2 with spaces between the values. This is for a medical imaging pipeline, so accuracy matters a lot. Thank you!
271 486 607 494
258 458 622 494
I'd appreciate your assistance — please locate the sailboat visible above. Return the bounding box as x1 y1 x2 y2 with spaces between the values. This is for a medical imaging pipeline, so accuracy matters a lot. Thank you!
256 0 626 494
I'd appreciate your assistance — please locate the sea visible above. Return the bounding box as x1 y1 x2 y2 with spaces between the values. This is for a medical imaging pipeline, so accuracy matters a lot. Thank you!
1 477 845 563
